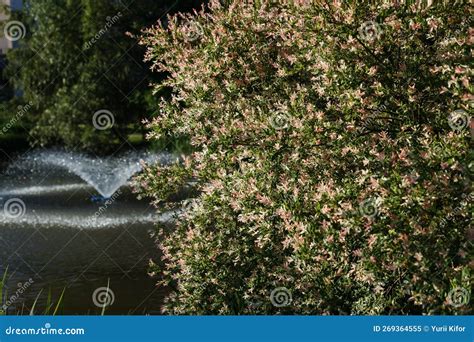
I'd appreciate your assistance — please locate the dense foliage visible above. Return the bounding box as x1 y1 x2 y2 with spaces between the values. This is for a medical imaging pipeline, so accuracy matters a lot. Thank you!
3 0 202 151
137 0 473 314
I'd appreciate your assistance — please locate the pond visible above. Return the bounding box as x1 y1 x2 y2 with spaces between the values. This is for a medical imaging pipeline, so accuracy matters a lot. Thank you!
0 149 179 314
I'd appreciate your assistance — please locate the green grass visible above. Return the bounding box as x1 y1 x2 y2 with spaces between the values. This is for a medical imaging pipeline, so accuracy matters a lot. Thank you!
0 267 8 315
1 267 66 316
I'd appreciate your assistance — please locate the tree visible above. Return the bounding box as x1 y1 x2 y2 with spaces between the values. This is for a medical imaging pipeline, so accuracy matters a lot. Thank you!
136 0 473 314
5 0 203 152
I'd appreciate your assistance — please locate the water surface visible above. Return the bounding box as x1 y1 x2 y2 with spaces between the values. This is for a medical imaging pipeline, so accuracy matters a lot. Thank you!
0 149 178 314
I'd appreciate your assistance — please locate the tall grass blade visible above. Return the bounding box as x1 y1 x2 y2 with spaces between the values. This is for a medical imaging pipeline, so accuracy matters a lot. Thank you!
0 266 8 315
101 279 111 316
53 287 66 316
29 289 43 316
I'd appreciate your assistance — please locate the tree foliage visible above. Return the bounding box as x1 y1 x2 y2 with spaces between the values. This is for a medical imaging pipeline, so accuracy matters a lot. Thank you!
5 0 203 151
136 0 473 314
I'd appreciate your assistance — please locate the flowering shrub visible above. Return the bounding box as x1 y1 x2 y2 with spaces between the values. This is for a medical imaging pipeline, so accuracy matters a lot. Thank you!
137 0 473 314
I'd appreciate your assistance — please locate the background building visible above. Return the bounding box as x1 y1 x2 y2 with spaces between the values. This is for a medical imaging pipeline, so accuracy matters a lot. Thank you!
0 0 22 54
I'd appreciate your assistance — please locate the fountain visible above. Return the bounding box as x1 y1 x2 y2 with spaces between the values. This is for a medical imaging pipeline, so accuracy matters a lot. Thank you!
0 149 178 313
1 149 176 198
